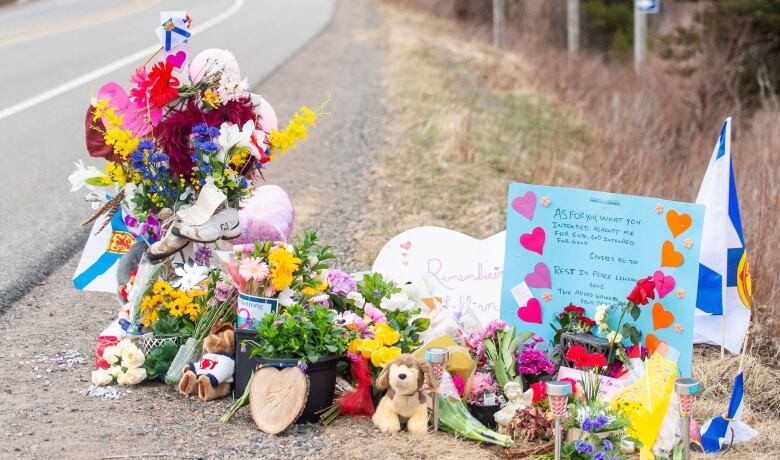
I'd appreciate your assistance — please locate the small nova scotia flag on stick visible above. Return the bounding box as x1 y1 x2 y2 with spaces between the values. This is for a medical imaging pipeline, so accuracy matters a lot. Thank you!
73 209 139 293
693 117 752 355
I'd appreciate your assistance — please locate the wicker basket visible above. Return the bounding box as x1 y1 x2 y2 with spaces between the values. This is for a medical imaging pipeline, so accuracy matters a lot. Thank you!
560 333 609 367
140 333 179 354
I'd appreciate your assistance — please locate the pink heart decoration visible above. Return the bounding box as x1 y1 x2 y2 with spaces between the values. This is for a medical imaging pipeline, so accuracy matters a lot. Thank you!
400 241 412 251
512 191 537 220
524 262 552 289
517 298 542 324
166 50 187 69
519 227 546 255
96 82 161 137
653 270 676 299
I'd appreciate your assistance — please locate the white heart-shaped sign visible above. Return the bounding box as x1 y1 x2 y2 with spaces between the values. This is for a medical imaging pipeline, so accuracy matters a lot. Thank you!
372 226 505 328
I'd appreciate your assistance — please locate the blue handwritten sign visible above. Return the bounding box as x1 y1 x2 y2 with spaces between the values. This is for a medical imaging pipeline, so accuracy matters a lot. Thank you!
500 183 704 376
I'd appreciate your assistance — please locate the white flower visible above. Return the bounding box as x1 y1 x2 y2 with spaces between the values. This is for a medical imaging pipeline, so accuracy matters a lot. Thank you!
217 120 255 157
123 183 139 215
121 346 145 369
606 331 623 344
107 365 123 378
68 159 112 193
598 323 609 334
310 293 330 304
347 291 366 308
594 304 609 323
216 72 248 104
117 367 147 385
102 345 120 365
380 292 415 312
316 269 329 285
278 287 296 307
171 260 210 292
91 368 114 386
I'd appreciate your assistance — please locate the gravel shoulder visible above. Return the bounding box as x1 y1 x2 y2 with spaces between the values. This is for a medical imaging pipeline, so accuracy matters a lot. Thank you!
0 1 496 459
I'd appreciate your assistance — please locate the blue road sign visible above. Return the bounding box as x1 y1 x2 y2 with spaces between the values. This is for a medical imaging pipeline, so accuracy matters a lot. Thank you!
637 0 660 14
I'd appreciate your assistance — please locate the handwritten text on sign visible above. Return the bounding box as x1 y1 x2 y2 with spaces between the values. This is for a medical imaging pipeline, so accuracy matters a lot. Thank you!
500 184 704 376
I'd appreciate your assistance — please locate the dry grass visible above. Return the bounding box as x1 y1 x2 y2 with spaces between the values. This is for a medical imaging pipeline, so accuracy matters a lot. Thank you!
360 2 780 458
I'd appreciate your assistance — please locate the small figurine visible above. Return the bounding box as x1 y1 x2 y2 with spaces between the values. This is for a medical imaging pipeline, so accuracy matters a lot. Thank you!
494 381 534 433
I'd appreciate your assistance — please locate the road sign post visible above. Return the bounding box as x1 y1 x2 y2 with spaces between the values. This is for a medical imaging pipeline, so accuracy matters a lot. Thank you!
493 0 505 49
634 0 659 73
567 0 579 58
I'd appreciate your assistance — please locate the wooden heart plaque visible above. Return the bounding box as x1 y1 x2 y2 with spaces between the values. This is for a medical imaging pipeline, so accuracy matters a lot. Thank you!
249 366 309 435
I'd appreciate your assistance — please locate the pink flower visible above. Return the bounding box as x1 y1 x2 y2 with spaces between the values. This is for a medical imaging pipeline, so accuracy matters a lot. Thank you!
484 320 509 339
337 311 369 332
452 375 466 397
468 372 497 404
130 67 151 105
238 257 269 282
363 303 387 324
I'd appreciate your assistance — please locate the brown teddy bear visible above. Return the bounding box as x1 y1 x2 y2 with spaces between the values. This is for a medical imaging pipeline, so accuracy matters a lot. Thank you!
179 325 235 401
372 354 437 434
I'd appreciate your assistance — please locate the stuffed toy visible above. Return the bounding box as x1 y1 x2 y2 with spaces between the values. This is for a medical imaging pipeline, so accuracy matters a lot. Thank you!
179 325 235 401
372 354 437 434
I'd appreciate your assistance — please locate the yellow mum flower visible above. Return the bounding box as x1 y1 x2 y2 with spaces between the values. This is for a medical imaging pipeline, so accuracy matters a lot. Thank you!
268 248 301 291
373 323 401 347
202 88 220 108
371 346 401 368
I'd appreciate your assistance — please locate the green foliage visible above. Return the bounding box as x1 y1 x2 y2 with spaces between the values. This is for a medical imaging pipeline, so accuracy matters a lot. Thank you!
249 304 348 364
483 326 534 391
581 0 634 60
358 272 401 307
151 309 195 340
143 341 179 381
292 229 337 291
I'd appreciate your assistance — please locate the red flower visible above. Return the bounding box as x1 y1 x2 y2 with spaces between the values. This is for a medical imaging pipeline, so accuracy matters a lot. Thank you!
566 345 588 365
564 304 585 314
530 381 546 403
578 316 596 328
130 67 152 105
583 353 607 368
627 275 656 305
148 61 180 107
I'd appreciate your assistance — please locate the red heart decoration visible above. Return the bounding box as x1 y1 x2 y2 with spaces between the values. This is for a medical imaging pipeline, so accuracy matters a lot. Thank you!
517 298 542 324
653 271 675 298
519 227 546 255
166 50 187 69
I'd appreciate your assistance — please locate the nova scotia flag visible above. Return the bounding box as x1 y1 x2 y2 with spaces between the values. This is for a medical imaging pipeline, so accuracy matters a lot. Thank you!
693 118 752 353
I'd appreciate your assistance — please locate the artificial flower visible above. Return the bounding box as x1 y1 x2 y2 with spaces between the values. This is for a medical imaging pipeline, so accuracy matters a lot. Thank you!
172 260 210 291
148 61 180 107
129 67 151 105
327 270 356 296
627 275 656 305
121 345 145 368
91 368 113 386
268 248 301 291
118 366 147 385
363 303 387 324
380 292 414 312
373 323 400 346
370 346 401 368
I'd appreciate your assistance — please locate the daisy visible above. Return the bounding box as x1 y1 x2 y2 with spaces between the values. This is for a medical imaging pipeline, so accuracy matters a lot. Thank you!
239 257 269 282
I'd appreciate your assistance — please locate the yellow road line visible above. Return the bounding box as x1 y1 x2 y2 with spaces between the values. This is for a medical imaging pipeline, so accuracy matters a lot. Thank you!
0 0 161 47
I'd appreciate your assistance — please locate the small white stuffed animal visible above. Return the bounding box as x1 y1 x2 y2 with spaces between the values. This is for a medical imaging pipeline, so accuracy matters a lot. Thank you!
384 269 460 342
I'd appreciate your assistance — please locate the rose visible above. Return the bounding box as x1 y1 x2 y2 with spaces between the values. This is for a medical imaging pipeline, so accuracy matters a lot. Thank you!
370 346 401 367
594 304 608 323
117 366 147 385
373 323 400 347
108 365 123 378
121 345 145 368
102 345 120 365
380 292 415 312
91 368 114 386
606 331 623 344
627 276 656 305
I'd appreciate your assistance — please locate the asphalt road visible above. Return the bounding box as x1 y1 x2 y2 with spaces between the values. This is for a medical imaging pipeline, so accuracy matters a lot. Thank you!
0 0 335 308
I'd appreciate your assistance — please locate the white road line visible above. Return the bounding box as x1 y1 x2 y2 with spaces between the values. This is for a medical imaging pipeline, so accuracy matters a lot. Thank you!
0 0 244 122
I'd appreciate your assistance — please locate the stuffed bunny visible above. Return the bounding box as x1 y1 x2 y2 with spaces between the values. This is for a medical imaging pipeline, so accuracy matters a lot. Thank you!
372 354 437 434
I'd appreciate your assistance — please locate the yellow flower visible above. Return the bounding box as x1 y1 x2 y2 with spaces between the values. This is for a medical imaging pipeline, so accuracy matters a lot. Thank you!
142 309 158 328
347 338 363 355
229 147 250 169
359 338 380 359
103 128 138 160
370 346 401 368
104 162 128 186
268 105 320 158
202 88 220 108
373 323 400 347
268 248 301 291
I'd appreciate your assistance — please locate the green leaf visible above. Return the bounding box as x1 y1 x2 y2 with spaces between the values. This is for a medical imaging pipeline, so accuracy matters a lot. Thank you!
85 176 111 186
629 303 641 321
412 317 430 332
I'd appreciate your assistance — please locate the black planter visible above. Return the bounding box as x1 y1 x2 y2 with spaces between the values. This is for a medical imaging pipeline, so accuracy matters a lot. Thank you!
468 403 500 429
233 331 340 423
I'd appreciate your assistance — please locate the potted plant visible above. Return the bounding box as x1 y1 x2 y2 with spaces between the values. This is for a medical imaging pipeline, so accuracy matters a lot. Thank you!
516 335 555 386
466 370 500 429
244 303 349 422
562 401 631 457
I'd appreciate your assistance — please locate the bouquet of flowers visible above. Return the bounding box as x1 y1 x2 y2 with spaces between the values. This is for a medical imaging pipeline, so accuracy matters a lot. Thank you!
562 402 631 460
467 371 498 405
91 338 147 386
566 345 608 404
516 335 555 384
551 304 596 344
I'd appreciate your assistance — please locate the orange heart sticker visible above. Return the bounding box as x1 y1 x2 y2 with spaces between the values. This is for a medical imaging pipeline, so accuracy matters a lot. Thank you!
652 302 675 330
661 241 684 267
666 210 692 238
646 333 667 355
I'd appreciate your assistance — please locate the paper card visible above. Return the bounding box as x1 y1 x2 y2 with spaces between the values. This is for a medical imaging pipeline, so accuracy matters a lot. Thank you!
501 183 704 376
557 366 630 401
236 293 278 331
372 226 505 328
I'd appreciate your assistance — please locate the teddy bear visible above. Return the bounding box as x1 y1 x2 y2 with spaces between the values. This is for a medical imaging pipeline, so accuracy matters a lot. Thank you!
179 325 235 401
372 354 437 434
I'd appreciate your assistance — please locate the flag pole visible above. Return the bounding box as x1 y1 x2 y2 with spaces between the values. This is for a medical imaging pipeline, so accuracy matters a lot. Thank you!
739 330 750 372
720 316 726 358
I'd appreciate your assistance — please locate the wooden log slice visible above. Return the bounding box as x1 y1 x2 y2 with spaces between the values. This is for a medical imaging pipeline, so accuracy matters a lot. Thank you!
249 366 309 435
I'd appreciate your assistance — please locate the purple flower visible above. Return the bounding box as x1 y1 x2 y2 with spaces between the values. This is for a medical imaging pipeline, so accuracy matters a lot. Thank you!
194 246 213 266
574 440 594 455
297 362 308 373
139 213 162 242
582 418 594 432
484 320 508 339
327 270 356 296
517 348 555 376
601 439 613 452
124 214 139 228
273 319 283 327
594 452 605 460
215 280 232 302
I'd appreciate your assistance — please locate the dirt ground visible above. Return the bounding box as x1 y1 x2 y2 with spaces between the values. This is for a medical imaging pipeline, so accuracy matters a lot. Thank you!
1 1 776 459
